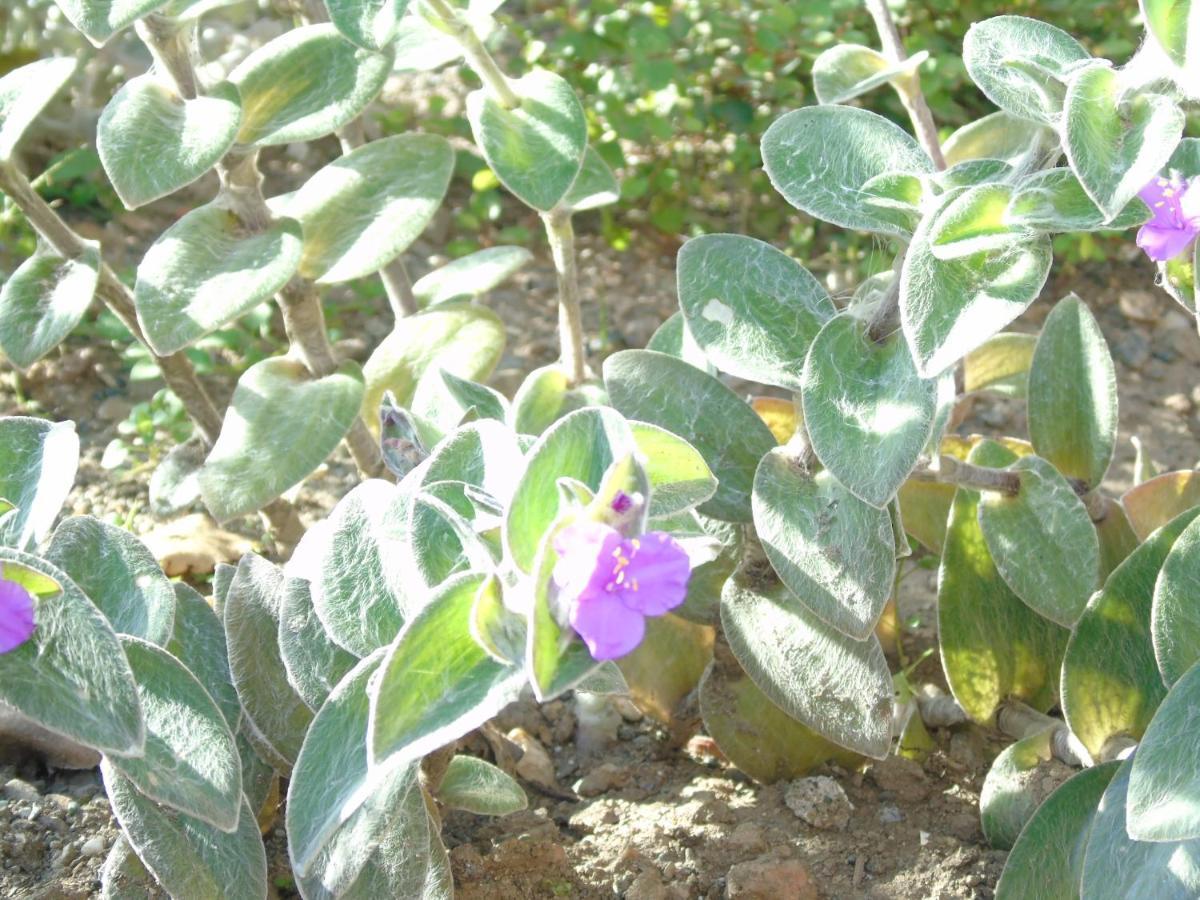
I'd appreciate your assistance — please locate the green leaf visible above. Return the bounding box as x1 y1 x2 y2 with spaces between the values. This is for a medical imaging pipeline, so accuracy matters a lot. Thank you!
1027 294 1117 488
0 58 76 159
97 76 241 209
1063 64 1184 222
963 16 1093 124
812 43 928 105
752 448 895 640
1081 757 1200 899
645 312 711 372
561 146 620 212
45 515 176 646
720 570 893 759
0 549 144 755
466 69 587 212
278 577 358 711
223 554 313 770
962 332 1037 397
369 572 524 766
938 441 1068 724
1009 168 1152 233
149 436 203 517
134 202 302 356
1127 661 1200 841
676 234 834 390
980 726 1056 850
978 455 1099 626
276 133 453 284
107 636 242 831
0 417 79 551
617 612 713 724
102 762 266 900
422 418 524 507
167 582 240 733
200 358 364 521
235 729 275 825
51 0 169 45
604 350 777 523
295 480 410 657
928 184 1032 259
801 313 935 508
900 195 1052 377
0 241 99 369
1153 515 1200 685
436 756 527 815
994 761 1119 900
699 647 859 783
229 24 393 146
504 407 635 573
440 370 509 423
1062 508 1200 760
470 573 525 665
509 364 570 435
630 421 716 518
1123 470 1200 541
412 245 532 306
100 835 156 900
1141 0 1196 68
326 0 410 49
362 303 505 433
762 105 932 237
942 112 1058 168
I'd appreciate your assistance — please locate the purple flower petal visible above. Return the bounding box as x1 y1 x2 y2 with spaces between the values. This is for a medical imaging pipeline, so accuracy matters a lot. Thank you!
569 588 645 660
1137 222 1197 261
614 532 690 616
0 579 35 654
553 521 621 595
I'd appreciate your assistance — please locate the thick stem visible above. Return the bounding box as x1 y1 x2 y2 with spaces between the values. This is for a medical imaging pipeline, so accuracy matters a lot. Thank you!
137 15 199 99
277 281 385 477
866 249 907 343
542 209 586 385
996 701 1089 767
0 161 224 446
215 147 274 232
422 0 520 108
908 455 1022 495
863 0 946 170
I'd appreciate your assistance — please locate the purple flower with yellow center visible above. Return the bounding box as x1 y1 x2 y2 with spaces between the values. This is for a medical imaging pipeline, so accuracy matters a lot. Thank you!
0 578 35 654
1137 175 1200 262
552 519 691 660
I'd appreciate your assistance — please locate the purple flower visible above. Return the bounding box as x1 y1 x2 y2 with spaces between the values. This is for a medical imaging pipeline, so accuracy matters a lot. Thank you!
552 521 691 660
0 578 35 654
1137 175 1200 261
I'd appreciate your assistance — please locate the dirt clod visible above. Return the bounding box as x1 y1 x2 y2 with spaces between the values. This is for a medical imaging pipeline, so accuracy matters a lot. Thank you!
784 776 853 831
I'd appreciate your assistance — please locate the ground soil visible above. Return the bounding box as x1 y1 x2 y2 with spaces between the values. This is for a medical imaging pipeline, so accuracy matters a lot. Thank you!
1 170 1198 899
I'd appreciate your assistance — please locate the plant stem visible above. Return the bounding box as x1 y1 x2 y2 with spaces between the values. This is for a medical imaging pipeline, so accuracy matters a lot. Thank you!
863 0 946 170
137 15 199 100
866 248 907 343
542 209 587 385
908 455 1021 495
422 0 520 108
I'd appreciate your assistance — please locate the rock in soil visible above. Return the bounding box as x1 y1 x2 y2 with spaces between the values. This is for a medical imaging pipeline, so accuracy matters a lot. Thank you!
726 854 818 899
784 776 854 831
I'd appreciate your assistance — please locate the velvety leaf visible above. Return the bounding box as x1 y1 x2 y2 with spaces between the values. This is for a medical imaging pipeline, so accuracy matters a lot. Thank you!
278 577 358 711
762 105 933 237
0 416 79 551
412 246 532 306
276 133 453 284
1123 470 1200 541
1010 168 1151 233
1141 0 1197 69
229 24 393 146
994 761 1119 900
223 554 313 770
1027 294 1117 488
200 358 364 521
630 421 717 518
0 242 98 370
466 69 587 211
1062 508 1200 760
134 202 302 356
440 371 509 423
369 572 523 766
980 726 1057 850
801 312 935 507
97 75 240 209
148 436 203 517
562 146 620 212
102 762 266 900
100 834 156 900
1127 661 1200 841
1081 757 1200 899
604 350 777 523
812 43 928 105
676 234 834 390
942 112 1058 167
436 756 527 815
0 549 144 755
720 571 893 759
1153 514 1200 687
978 455 1099 626
938 441 1068 724
752 447 896 640
168 582 240 733
1064 64 1183 221
325 0 410 49
107 636 242 831
645 312 712 372
616 614 713 725
0 57 76 158
962 16 1093 124
928 184 1032 259
1097 498 1139 579
963 332 1037 397
422 418 524 509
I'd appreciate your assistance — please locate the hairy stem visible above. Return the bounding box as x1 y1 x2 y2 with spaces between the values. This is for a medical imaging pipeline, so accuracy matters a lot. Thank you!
907 455 1021 495
866 248 907 343
137 15 199 100
863 0 946 170
542 209 587 385
422 0 520 108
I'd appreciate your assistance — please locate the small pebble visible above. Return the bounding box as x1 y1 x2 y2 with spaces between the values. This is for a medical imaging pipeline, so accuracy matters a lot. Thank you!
79 836 106 858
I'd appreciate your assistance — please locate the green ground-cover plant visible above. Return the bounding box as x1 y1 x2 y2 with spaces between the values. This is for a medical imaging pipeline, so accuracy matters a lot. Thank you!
3 0 1200 898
